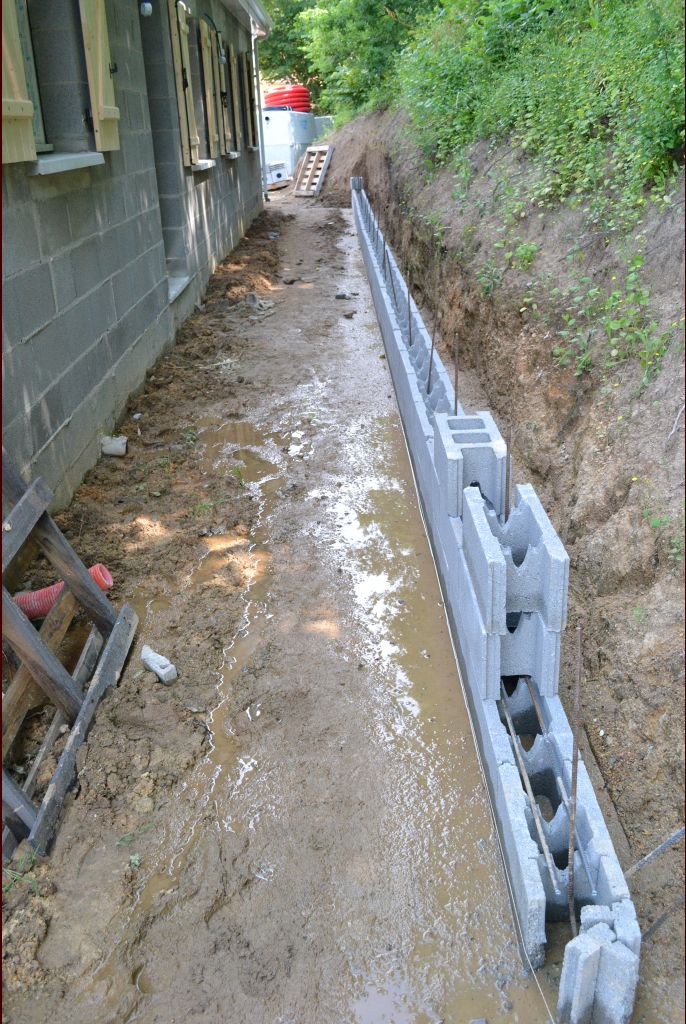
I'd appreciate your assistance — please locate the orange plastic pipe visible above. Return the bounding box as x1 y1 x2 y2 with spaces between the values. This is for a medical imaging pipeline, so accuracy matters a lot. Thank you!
13 564 113 620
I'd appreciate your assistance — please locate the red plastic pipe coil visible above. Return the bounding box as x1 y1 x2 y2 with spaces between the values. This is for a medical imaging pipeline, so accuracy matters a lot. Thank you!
13 563 113 620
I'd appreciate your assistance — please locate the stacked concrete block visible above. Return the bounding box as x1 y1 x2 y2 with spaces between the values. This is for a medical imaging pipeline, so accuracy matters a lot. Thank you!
434 412 507 518
558 903 640 1024
486 484 569 697
353 180 639 1022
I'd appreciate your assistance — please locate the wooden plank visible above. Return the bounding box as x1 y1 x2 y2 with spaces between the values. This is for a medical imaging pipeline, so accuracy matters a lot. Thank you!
2 476 54 572
2 770 37 841
2 589 83 722
28 604 138 855
294 147 332 197
2 456 117 638
314 145 334 196
2 629 102 863
2 590 79 759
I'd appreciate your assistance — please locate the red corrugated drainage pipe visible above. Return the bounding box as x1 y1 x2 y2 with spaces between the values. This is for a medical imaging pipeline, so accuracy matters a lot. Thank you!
14 564 113 620
264 85 311 112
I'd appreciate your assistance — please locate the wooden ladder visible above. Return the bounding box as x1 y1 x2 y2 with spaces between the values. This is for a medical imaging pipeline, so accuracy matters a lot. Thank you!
2 452 138 860
293 145 334 197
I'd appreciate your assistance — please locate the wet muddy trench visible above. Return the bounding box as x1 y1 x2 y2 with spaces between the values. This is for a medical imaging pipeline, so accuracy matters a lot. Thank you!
13 203 569 1023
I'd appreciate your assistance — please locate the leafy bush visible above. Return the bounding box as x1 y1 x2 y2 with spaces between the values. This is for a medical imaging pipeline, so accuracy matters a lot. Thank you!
397 0 684 221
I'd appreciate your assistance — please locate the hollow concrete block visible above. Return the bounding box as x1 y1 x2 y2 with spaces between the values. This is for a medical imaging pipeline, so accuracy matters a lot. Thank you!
487 484 569 630
462 486 507 633
593 939 639 1024
611 900 641 958
558 931 603 1024
500 610 562 697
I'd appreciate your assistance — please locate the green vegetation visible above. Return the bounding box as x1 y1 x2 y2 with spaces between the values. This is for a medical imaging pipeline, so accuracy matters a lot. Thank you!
261 0 683 379
397 0 683 224
260 0 422 116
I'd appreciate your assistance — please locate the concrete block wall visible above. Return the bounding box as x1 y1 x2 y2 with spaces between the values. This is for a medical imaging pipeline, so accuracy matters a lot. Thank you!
2 0 264 509
351 180 640 1022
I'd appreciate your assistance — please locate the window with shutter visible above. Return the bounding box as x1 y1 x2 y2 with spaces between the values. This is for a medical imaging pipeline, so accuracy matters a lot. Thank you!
2 0 37 164
167 0 199 166
211 30 227 156
229 44 242 153
78 0 121 152
239 51 258 151
198 19 218 159
246 51 258 152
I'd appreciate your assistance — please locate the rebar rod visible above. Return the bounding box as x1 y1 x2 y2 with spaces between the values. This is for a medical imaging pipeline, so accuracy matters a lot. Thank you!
499 683 561 896
567 626 582 936
626 827 685 880
427 261 439 393
385 245 398 307
407 275 413 346
642 895 684 942
556 775 597 896
504 424 513 520
454 335 459 415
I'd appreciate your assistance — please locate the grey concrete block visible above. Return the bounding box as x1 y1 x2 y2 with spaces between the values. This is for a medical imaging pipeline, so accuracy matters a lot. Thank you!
12 263 56 340
70 237 105 299
488 484 569 630
3 205 40 275
581 905 614 932
593 940 639 1024
611 900 641 958
558 931 602 1024
66 191 102 239
50 253 78 311
500 610 562 697
37 198 72 252
463 486 507 633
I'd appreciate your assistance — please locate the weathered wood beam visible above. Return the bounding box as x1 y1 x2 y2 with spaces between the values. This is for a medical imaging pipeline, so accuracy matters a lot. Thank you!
2 589 79 759
2 589 83 722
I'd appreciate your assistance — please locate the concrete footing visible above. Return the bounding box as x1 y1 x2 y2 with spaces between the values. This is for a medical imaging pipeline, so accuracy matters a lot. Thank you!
351 178 639 1022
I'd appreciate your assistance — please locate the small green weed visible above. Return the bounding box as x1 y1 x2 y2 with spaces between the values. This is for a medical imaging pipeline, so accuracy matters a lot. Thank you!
193 500 213 517
180 429 199 446
477 259 502 295
2 849 38 896
117 822 154 846
230 465 245 487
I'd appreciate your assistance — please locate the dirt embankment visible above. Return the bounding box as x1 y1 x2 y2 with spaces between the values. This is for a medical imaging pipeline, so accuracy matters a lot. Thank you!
323 109 685 986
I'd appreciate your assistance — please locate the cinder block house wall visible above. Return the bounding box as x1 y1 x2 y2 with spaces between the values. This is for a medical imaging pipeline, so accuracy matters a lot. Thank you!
2 0 268 509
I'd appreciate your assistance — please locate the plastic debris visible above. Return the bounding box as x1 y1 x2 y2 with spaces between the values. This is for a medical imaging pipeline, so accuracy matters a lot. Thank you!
141 645 178 684
101 435 128 456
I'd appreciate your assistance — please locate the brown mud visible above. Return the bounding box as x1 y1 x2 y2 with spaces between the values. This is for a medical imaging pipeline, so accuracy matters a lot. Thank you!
5 200 559 1024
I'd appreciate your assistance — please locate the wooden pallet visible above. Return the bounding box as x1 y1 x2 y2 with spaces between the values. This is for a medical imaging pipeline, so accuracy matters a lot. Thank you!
293 145 334 197
2 452 138 860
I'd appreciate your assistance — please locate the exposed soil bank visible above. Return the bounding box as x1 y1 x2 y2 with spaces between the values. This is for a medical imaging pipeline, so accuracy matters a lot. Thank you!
4 202 563 1023
322 110 685 1021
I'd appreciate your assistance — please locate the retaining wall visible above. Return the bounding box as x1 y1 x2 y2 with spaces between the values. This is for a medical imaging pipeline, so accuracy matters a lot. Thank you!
351 178 640 1024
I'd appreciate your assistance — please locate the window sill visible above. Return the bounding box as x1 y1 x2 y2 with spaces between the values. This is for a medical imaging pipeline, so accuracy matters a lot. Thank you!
168 274 193 304
224 151 240 160
191 159 216 173
247 146 259 152
29 151 105 176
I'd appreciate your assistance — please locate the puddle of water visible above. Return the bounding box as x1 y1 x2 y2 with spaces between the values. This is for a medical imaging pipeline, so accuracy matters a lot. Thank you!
323 415 560 1023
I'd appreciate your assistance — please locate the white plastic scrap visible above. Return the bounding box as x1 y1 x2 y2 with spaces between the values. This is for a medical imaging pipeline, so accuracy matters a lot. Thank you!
101 435 128 456
141 645 178 684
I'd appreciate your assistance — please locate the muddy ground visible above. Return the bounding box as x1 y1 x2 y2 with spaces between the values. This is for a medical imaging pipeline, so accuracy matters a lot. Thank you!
2 179 683 1023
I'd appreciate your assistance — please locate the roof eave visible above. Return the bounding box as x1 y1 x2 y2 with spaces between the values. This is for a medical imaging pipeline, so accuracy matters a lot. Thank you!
218 0 272 37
